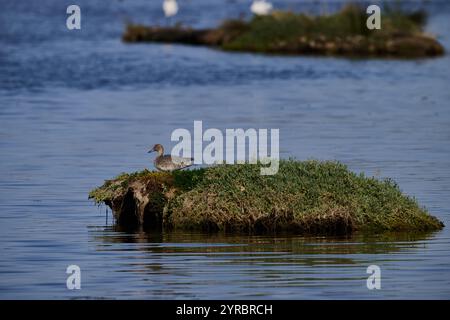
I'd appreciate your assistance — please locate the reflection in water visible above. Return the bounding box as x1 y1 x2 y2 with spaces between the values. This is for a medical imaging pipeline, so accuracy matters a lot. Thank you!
85 226 443 299
93 226 439 255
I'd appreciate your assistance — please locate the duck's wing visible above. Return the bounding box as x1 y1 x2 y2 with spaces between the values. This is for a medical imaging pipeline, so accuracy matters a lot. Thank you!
164 155 194 170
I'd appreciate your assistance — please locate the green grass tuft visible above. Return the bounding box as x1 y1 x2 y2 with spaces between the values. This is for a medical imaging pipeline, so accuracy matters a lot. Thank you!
122 4 444 58
89 160 444 234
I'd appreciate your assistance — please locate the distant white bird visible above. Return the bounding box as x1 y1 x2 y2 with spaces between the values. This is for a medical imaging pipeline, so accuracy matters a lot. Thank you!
250 0 273 16
163 0 178 18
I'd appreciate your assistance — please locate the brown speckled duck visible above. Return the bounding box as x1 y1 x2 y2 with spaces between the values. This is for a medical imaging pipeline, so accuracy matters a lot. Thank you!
148 144 194 172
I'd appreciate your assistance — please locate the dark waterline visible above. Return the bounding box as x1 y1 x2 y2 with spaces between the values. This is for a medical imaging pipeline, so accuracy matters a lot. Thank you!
0 0 450 299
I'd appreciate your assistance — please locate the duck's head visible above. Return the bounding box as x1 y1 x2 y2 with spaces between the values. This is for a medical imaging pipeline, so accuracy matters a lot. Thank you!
148 144 164 155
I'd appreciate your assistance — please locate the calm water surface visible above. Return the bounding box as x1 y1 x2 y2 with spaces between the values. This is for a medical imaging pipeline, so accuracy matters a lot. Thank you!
0 0 450 299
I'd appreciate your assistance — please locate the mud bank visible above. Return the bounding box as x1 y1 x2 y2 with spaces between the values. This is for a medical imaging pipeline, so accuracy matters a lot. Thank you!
122 5 444 58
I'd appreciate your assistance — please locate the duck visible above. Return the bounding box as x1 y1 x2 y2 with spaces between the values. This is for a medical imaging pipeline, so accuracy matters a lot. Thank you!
148 144 194 172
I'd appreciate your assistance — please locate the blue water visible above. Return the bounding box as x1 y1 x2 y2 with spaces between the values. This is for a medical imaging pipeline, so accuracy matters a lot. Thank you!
0 0 450 299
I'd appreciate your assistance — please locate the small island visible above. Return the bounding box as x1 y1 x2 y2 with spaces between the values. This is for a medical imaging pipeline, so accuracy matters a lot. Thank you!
122 4 444 58
89 160 444 234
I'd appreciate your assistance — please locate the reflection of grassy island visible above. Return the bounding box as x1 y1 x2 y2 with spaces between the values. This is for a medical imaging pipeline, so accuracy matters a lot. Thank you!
89 160 444 234
122 4 444 58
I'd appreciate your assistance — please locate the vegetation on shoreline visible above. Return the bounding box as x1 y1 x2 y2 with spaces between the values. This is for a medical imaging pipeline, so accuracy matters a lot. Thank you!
89 160 444 234
122 4 444 58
